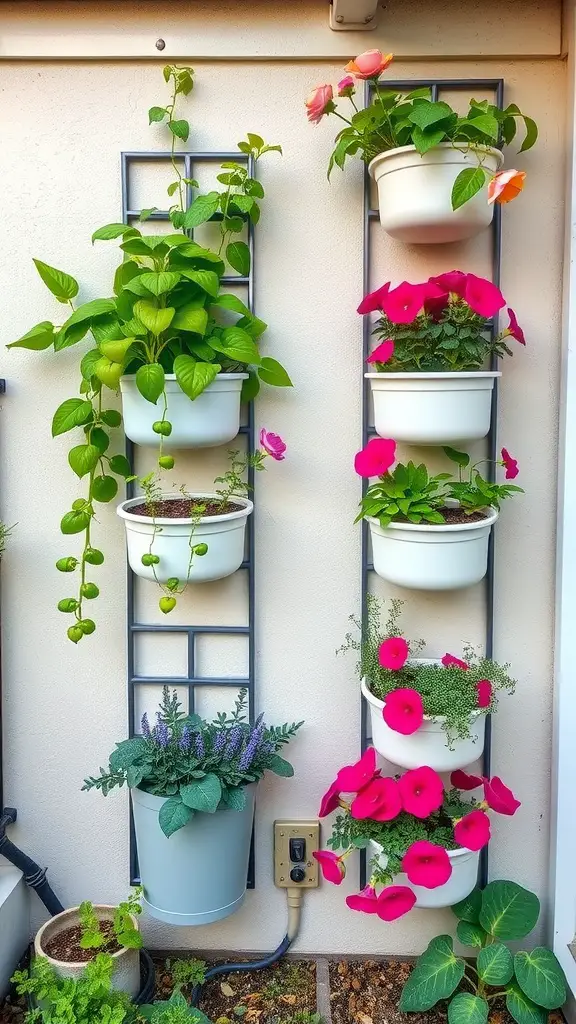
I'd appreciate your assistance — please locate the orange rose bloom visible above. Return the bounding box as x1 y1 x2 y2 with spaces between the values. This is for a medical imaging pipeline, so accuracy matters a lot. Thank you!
487 169 526 205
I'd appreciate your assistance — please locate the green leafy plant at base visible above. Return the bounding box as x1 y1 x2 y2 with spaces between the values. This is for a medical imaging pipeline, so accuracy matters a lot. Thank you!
83 686 303 837
399 880 567 1024
139 991 212 1024
339 596 516 745
78 889 143 951
167 958 207 992
11 953 138 1024
8 64 290 643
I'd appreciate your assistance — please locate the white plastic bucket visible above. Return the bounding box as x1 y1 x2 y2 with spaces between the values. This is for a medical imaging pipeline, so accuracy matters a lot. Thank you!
120 373 248 448
34 906 141 996
369 841 480 908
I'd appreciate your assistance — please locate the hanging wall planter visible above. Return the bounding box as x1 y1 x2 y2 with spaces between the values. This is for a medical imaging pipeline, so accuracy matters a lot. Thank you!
120 373 248 449
366 371 501 445
370 841 480 908
131 785 256 926
117 493 253 585
34 906 141 997
368 144 503 244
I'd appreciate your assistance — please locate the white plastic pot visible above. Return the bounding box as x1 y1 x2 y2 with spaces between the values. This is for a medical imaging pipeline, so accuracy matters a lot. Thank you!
361 672 485 772
369 144 503 244
34 906 140 997
117 493 253 584
366 372 501 445
120 372 248 448
370 841 480 908
367 507 498 591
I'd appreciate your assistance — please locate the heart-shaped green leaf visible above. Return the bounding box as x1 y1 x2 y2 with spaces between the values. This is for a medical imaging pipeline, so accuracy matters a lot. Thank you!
172 304 209 335
451 888 482 923
258 356 292 387
68 444 100 479
136 363 165 404
158 797 194 837
400 936 465 1012
33 258 79 302
52 398 93 436
209 326 260 364
93 357 124 391
180 269 220 298
447 993 488 1024
92 223 140 243
226 241 251 276
7 321 55 351
180 773 222 813
91 475 118 503
173 355 220 401
506 983 547 1024
138 271 181 296
480 881 540 940
133 301 175 336
99 337 135 363
451 166 488 211
456 921 486 948
514 949 567 1009
477 943 514 986
183 192 220 229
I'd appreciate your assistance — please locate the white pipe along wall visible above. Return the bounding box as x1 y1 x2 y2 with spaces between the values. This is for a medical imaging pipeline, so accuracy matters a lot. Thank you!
0 0 566 955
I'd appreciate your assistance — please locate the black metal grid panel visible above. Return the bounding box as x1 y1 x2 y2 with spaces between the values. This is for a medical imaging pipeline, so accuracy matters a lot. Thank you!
360 80 504 888
121 151 256 886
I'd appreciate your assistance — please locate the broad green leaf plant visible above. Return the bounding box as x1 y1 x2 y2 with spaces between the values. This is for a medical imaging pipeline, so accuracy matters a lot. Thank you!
78 890 143 952
8 64 290 642
400 881 567 1024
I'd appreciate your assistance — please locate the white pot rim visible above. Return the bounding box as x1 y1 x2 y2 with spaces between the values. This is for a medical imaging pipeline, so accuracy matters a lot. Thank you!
121 372 249 383
35 905 139 965
360 675 482 724
371 838 473 862
369 142 504 170
365 371 502 380
367 506 498 533
117 492 254 526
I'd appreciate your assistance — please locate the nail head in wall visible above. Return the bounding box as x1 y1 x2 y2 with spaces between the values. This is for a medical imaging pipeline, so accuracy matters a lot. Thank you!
155 39 166 51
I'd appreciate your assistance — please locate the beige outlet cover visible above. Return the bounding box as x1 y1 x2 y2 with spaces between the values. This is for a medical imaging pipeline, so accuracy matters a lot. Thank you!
273 819 320 888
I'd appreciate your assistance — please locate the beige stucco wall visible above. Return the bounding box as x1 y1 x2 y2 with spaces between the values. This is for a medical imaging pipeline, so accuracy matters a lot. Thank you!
0 0 566 954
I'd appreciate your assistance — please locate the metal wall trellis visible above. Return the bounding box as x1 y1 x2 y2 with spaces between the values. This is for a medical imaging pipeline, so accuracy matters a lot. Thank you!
360 80 504 888
121 151 256 887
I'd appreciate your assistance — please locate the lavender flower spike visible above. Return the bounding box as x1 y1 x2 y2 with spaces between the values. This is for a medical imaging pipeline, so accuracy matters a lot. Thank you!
179 725 191 752
238 723 265 773
213 728 228 756
155 721 169 748
194 731 205 759
223 725 243 760
141 713 151 739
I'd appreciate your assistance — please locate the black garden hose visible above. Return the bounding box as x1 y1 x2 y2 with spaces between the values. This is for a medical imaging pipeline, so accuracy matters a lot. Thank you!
0 808 64 916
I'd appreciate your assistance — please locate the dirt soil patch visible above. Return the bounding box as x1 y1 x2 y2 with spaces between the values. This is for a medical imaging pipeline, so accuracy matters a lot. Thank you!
129 499 244 519
42 922 122 962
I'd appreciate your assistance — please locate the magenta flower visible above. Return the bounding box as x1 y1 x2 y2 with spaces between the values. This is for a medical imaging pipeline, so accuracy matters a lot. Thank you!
313 850 346 884
336 747 378 793
477 679 492 708
346 884 379 914
357 282 391 315
398 766 444 819
259 428 286 461
378 636 409 671
506 308 526 345
351 776 402 822
354 437 396 478
454 809 491 852
450 769 484 791
337 75 356 97
305 84 334 125
382 689 424 736
376 885 417 921
442 653 469 671
319 780 341 818
424 281 450 321
367 339 395 365
501 447 519 480
464 274 506 318
382 281 427 324
430 271 468 298
402 840 452 889
483 776 521 816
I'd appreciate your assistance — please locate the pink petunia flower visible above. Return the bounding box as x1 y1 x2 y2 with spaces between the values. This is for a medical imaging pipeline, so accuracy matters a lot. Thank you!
483 776 521 816
319 780 341 818
376 885 417 921
259 428 286 461
357 282 391 315
346 884 379 914
477 679 492 708
442 653 469 671
378 636 409 671
424 282 450 322
354 437 396 478
430 271 468 298
398 766 444 819
351 776 402 822
382 281 427 324
382 689 424 736
337 75 356 97
367 339 395 365
402 840 452 889
464 274 506 319
344 50 394 80
337 747 378 793
305 84 334 125
313 849 346 884
450 769 485 791
506 308 526 345
487 169 526 205
454 809 491 852
501 447 519 480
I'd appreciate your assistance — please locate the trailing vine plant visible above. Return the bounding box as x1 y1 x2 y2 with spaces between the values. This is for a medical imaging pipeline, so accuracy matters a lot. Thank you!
8 65 289 642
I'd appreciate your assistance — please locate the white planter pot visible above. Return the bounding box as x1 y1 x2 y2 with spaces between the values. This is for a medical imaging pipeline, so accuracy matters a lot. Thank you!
34 906 140 997
369 144 503 244
117 493 253 584
370 841 480 908
366 372 501 445
361 673 485 772
367 507 498 591
120 372 248 448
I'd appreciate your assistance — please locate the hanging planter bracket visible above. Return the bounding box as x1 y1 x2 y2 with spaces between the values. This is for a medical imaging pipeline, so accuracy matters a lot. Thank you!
329 0 379 31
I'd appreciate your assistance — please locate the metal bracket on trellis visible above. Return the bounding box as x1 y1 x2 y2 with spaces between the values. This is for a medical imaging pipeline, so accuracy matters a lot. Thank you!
121 150 256 887
360 79 504 889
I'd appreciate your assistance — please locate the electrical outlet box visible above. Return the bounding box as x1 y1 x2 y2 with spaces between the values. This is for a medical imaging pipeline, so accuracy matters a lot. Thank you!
274 820 320 889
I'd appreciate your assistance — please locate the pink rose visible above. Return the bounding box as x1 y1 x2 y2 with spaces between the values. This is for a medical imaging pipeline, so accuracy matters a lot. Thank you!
259 428 286 461
345 50 394 80
305 84 334 125
338 75 355 97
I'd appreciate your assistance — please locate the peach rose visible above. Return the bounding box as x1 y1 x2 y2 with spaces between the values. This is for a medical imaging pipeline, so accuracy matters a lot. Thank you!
305 84 334 125
344 50 394 80
487 169 526 205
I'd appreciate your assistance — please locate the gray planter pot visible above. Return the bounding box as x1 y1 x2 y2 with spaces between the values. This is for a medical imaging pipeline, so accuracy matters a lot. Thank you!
131 785 256 926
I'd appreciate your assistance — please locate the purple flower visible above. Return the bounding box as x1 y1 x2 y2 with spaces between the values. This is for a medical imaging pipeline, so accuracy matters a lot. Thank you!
238 724 265 773
179 726 191 752
141 713 151 739
194 731 205 759
224 726 243 760
154 721 169 748
213 729 228 756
